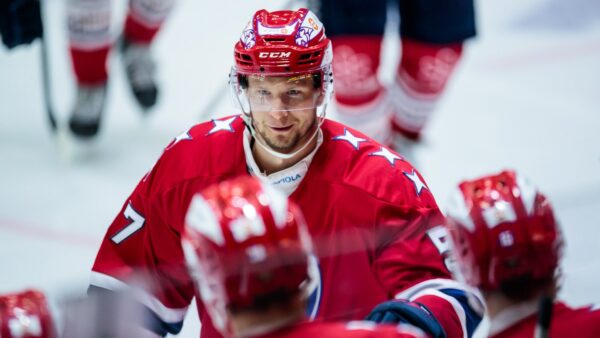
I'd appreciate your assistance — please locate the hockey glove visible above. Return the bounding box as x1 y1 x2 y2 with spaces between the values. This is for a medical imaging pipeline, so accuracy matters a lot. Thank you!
365 299 446 338
0 0 43 49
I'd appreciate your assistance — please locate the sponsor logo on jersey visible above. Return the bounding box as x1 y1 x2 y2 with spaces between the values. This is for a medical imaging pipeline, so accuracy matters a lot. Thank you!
273 174 301 185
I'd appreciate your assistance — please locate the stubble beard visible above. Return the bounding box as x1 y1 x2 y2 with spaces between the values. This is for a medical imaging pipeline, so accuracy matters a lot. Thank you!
254 117 317 154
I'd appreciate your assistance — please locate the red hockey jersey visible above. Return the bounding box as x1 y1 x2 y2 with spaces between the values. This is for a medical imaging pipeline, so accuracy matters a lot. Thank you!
490 301 600 338
90 116 479 337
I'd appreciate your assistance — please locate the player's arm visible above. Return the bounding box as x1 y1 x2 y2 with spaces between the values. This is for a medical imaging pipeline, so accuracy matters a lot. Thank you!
89 171 194 336
369 188 484 338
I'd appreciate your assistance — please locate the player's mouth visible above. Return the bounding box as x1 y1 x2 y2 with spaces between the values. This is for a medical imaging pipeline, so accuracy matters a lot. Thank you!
269 125 294 132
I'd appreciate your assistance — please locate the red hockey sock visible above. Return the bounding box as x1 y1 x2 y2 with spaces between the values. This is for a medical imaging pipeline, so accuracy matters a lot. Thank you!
391 38 464 140
331 36 384 107
69 46 110 85
124 0 174 44
124 14 160 44
397 38 463 95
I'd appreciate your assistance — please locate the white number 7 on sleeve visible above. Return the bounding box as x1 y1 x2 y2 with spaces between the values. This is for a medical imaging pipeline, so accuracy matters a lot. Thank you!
111 202 146 244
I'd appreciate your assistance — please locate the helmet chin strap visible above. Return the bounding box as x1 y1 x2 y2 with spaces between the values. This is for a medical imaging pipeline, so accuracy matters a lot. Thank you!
242 106 327 160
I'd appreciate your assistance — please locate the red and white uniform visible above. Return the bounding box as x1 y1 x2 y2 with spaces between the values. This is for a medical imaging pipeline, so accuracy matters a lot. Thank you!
259 320 426 338
490 301 600 338
90 116 481 337
0 290 56 338
67 0 174 85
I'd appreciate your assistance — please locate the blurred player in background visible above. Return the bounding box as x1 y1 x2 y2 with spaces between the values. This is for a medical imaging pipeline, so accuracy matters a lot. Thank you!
66 0 175 138
182 175 428 338
312 0 476 148
446 169 600 337
0 289 56 338
89 8 482 338
0 288 159 338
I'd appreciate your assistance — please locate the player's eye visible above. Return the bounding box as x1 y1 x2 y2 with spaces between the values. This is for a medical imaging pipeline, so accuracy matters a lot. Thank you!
257 89 270 96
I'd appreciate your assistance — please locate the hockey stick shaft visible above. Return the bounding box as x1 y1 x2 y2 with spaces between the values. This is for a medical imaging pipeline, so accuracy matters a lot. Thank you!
534 295 553 338
39 0 58 132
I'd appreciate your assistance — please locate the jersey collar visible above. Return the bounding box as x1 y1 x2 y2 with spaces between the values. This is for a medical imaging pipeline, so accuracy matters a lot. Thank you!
243 128 323 196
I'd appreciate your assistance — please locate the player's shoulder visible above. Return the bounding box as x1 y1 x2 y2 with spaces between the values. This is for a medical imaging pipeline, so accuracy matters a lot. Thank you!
553 301 600 329
177 114 245 149
320 119 417 176
143 115 246 192
319 119 435 205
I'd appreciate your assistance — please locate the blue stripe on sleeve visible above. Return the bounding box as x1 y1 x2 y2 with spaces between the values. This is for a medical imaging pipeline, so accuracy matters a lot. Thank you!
439 288 483 338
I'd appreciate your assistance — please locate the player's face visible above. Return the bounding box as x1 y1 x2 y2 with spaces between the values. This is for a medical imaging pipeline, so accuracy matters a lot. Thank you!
247 75 320 154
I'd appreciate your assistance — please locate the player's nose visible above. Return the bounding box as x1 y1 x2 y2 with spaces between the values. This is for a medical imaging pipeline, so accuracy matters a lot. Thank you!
268 97 290 119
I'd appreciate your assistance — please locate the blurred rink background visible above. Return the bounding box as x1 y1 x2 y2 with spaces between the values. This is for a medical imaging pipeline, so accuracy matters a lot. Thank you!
1 0 599 336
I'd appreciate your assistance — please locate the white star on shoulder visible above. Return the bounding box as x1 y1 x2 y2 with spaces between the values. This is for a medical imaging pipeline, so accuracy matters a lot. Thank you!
332 128 367 149
173 130 192 144
370 147 402 166
166 130 192 150
403 169 429 196
207 116 237 135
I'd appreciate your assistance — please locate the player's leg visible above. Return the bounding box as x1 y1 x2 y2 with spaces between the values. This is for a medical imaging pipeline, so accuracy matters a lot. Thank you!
121 0 175 110
317 0 392 144
391 0 476 141
67 0 111 138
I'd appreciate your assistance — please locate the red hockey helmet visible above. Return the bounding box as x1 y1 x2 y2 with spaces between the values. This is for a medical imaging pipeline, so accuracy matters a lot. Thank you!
233 8 331 75
0 289 56 338
229 8 333 120
182 176 315 335
445 170 563 292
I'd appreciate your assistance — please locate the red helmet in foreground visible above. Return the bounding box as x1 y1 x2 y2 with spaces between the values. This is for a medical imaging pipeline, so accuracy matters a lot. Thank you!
182 176 315 335
0 289 56 338
445 170 563 293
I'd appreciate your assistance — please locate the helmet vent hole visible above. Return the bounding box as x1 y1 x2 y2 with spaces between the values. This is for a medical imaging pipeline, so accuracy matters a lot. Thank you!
264 37 286 42
298 60 317 65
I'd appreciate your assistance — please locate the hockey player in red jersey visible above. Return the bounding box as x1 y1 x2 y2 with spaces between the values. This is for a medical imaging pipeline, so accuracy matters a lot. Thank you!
446 170 600 338
182 175 428 338
0 289 56 338
89 8 483 338
66 0 174 138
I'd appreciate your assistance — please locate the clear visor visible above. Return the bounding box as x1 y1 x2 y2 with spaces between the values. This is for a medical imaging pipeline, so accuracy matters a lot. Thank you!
229 65 333 118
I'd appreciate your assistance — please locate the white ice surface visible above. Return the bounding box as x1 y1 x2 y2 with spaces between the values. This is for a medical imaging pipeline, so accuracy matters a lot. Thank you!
1 0 599 337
